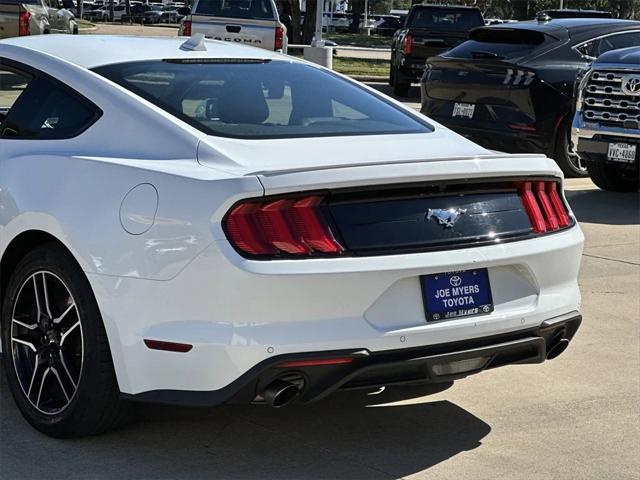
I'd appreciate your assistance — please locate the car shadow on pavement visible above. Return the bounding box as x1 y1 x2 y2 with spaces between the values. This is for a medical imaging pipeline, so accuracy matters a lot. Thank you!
0 371 491 479
565 189 640 225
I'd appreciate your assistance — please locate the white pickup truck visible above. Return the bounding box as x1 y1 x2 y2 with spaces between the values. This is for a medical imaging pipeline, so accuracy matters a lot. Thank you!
179 0 287 52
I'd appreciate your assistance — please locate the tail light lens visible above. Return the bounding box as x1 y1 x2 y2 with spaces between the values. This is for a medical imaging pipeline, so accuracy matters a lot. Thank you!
275 24 284 51
182 19 192 36
518 180 571 235
224 195 343 258
18 11 30 36
402 33 412 55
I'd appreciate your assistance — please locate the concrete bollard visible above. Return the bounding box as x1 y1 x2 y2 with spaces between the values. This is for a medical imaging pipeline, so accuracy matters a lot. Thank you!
304 46 333 70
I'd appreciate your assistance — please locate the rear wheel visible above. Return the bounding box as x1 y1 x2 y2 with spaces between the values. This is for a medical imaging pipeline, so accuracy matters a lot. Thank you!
554 118 588 178
392 68 410 97
586 158 639 192
2 244 131 437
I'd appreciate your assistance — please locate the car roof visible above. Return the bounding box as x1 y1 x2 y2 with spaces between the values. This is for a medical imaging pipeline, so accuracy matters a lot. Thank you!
0 35 283 69
485 18 640 41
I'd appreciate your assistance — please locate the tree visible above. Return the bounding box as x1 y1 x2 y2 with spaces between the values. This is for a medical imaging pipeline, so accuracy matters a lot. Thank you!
276 0 302 44
349 0 365 33
302 0 317 44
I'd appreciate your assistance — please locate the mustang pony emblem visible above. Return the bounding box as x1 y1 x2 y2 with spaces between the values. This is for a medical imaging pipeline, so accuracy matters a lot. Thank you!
426 208 467 228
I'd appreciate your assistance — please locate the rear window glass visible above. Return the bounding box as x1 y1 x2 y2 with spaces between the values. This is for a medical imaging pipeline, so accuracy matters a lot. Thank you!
445 28 551 60
93 60 431 139
408 7 483 30
194 0 274 19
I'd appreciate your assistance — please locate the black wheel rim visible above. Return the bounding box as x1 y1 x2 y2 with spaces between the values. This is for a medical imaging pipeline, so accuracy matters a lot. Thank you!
10 271 83 415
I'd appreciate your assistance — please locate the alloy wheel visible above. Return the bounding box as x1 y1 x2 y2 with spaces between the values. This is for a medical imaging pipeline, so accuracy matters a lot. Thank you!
10 271 83 415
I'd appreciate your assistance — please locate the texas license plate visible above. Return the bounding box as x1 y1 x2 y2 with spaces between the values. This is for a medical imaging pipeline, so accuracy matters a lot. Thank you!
607 143 637 164
452 102 475 119
421 269 493 322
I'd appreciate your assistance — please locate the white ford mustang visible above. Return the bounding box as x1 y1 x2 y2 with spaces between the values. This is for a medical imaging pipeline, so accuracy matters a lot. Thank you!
0 35 583 437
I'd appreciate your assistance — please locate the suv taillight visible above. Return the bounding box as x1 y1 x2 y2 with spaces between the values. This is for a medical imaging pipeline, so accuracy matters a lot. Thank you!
18 10 30 36
182 19 192 36
402 33 412 55
518 181 570 234
223 195 344 258
275 24 284 50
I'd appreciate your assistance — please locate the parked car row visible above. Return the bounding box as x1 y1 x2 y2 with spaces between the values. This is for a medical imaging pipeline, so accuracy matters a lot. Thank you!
0 0 77 38
82 1 189 23
386 4 639 186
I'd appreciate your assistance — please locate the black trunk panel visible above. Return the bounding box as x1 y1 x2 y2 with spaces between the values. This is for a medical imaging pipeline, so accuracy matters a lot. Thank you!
328 187 532 254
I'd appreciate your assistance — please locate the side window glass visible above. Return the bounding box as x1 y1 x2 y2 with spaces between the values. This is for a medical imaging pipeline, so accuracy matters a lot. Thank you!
1 73 100 139
0 67 32 127
598 32 640 55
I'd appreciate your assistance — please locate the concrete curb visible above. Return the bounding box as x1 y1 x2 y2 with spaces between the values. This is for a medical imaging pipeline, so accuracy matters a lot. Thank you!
349 75 389 82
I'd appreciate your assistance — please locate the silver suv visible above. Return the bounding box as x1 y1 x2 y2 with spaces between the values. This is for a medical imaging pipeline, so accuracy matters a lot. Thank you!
0 0 77 38
572 46 640 192
179 0 287 52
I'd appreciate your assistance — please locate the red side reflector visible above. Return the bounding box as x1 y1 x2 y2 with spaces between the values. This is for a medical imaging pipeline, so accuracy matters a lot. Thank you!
290 196 344 254
518 181 547 233
508 123 536 132
546 182 570 228
18 11 30 36
534 181 559 230
144 339 193 353
276 357 354 368
256 199 309 254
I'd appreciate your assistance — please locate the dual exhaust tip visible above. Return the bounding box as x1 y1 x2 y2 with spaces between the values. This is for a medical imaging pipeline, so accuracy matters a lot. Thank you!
261 332 570 407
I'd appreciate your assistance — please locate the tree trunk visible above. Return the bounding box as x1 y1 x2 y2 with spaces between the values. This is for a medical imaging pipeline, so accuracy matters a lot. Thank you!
276 0 301 44
109 0 114 22
349 0 365 33
302 0 317 44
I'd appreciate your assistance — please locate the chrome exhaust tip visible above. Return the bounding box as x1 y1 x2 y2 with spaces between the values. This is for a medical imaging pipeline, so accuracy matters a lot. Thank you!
261 379 301 408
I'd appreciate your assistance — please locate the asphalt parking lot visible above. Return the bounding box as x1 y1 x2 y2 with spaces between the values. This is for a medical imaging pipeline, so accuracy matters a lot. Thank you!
0 64 638 478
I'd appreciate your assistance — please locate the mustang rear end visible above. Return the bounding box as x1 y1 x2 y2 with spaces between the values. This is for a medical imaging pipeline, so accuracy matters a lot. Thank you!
111 152 582 408
0 36 583 437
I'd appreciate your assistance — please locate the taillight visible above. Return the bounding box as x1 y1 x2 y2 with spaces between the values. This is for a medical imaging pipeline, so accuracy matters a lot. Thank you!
402 33 412 55
224 195 343 258
182 19 191 36
18 10 30 36
518 180 571 235
274 24 284 51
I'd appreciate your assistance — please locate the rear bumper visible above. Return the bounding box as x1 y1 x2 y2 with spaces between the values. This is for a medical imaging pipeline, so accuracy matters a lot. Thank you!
123 312 582 407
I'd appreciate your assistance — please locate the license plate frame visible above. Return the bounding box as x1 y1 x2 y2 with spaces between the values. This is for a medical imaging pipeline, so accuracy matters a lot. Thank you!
607 142 637 164
452 102 475 119
421 269 494 322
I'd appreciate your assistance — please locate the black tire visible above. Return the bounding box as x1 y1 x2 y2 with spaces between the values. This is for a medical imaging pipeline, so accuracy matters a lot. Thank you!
554 118 588 178
389 60 395 86
393 70 410 97
586 158 640 192
2 243 131 438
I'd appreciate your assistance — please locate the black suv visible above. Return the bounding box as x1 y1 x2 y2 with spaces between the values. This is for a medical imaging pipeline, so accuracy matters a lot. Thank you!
390 4 484 96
